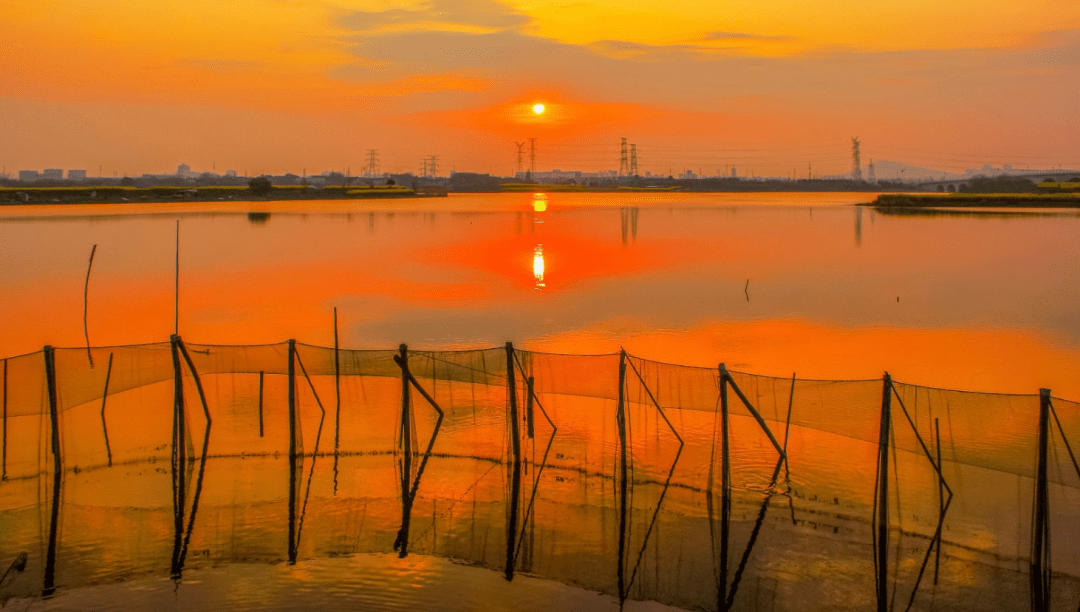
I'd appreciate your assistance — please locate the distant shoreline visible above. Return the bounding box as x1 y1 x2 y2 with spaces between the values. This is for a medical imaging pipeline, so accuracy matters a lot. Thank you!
870 193 1080 208
0 185 436 205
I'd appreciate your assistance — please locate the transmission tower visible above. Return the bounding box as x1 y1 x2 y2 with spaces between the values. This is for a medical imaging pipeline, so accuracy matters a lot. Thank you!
619 138 629 176
852 137 862 182
529 138 537 174
366 149 379 177
420 158 428 177
630 144 638 177
427 155 439 178
515 142 526 176
868 159 876 183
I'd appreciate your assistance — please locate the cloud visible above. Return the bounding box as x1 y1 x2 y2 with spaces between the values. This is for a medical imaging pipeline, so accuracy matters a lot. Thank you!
334 0 530 32
704 31 796 42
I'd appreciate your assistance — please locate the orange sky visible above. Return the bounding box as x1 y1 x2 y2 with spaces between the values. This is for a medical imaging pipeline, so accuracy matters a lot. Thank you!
1 0 1078 176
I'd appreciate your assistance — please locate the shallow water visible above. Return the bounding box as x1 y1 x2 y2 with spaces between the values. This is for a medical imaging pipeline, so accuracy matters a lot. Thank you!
1 192 1078 396
1 192 1079 610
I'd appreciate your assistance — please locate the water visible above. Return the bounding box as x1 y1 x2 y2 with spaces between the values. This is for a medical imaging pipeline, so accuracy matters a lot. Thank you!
1 192 1077 395
1 192 1079 610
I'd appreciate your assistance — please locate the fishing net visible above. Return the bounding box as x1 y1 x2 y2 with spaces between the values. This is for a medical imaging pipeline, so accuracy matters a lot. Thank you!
0 339 1077 611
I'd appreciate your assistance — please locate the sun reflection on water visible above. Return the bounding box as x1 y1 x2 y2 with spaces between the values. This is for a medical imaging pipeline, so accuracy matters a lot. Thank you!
533 244 545 289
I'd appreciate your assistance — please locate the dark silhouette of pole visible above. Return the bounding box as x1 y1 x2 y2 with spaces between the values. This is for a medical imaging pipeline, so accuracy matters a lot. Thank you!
505 342 522 580
874 373 892 612
42 346 62 598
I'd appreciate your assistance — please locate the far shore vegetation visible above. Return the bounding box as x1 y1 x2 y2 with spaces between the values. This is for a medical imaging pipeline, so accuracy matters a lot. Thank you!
3 170 1077 206
0 183 421 205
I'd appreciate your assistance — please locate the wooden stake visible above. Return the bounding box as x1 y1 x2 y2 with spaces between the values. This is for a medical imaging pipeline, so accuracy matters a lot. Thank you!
287 340 298 563
874 373 892 612
1031 388 1051 612
719 364 731 612
394 344 412 557
333 308 341 495
100 353 114 466
174 221 179 336
616 350 629 602
526 376 535 440
83 244 97 367
42 346 61 598
934 417 942 585
505 342 522 580
1 358 6 481
258 371 264 438
170 336 186 576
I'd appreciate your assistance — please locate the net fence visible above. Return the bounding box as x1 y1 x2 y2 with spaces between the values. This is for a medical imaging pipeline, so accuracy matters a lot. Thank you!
0 338 1077 611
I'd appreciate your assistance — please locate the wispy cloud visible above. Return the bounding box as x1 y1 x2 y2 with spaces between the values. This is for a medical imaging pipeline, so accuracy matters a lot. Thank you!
334 0 530 32
703 31 795 42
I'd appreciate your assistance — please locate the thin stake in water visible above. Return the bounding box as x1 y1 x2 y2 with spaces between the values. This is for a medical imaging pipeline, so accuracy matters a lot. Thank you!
83 244 97 367
100 353 114 466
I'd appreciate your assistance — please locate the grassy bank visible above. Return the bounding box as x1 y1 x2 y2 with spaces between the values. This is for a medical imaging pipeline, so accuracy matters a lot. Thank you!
872 193 1080 208
0 185 418 205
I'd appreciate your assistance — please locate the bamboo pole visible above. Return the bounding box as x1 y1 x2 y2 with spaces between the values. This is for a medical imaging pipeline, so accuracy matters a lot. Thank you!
287 340 298 564
719 363 731 612
1031 389 1051 612
258 371 264 438
83 244 96 367
783 372 795 483
333 307 341 495
1 358 6 481
934 417 943 585
721 367 784 458
616 349 629 602
505 342 522 580
173 337 212 578
394 344 412 557
42 346 61 598
174 221 180 335
874 373 892 612
100 353 114 466
526 376 535 440
170 336 186 576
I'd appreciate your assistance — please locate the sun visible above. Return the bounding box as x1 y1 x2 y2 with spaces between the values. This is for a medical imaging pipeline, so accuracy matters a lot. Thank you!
532 103 545 115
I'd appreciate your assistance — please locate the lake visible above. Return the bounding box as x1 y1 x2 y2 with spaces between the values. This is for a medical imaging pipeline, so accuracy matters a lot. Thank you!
1 192 1078 611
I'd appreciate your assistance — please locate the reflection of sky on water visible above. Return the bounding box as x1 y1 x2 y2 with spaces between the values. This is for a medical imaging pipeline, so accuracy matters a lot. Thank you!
0 192 1078 395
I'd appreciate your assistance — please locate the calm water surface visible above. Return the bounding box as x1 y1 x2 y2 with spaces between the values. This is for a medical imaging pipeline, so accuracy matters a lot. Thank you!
1 192 1078 395
1 192 1079 611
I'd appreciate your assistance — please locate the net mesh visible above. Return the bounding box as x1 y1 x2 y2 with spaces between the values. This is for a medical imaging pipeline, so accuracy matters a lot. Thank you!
0 340 1077 611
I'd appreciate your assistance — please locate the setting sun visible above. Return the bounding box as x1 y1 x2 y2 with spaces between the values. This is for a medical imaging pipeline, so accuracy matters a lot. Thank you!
532 103 545 115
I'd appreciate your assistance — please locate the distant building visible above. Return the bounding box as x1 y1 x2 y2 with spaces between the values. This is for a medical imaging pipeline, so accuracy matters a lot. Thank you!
18 170 40 182
68 169 87 180
225 169 237 177
679 169 698 180
177 164 191 178
731 167 738 178
42 169 63 180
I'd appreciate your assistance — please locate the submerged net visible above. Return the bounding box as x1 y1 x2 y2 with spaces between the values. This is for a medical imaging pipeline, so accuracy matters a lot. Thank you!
0 339 1077 611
